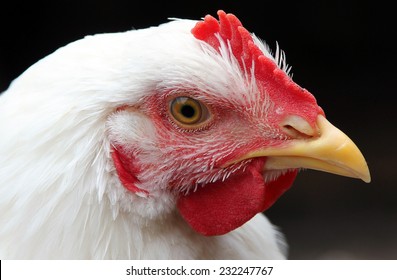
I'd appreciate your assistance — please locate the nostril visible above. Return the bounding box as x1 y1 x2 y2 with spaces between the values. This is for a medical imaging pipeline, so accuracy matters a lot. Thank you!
281 115 318 139
282 125 311 139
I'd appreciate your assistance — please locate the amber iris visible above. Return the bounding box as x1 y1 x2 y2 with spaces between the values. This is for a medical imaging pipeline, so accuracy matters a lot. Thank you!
170 96 210 127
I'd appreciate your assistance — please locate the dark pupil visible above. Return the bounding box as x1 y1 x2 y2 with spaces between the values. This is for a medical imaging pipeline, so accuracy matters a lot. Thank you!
181 105 195 118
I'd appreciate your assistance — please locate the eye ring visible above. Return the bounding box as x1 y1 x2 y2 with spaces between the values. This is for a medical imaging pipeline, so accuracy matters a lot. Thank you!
169 96 211 128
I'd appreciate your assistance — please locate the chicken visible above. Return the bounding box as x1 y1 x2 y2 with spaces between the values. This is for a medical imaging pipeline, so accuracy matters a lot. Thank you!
0 10 370 259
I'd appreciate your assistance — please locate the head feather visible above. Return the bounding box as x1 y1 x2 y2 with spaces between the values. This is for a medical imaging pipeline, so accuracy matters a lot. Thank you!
192 10 320 127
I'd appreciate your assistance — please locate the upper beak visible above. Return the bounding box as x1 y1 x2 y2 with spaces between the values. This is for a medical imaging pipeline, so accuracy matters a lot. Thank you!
231 115 371 183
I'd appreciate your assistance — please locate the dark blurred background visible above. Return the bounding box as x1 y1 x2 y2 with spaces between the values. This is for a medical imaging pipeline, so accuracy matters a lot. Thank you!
1 0 395 259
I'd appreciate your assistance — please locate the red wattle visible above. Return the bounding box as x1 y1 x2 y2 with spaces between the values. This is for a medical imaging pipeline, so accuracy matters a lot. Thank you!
177 158 297 236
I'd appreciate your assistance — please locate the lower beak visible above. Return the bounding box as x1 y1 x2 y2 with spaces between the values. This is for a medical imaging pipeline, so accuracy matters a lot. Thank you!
232 115 371 183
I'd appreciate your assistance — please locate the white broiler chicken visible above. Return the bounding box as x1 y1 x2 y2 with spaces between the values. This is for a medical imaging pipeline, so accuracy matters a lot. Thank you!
0 10 370 259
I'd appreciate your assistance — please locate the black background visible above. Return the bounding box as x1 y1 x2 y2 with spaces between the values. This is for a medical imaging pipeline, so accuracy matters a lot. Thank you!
1 0 395 259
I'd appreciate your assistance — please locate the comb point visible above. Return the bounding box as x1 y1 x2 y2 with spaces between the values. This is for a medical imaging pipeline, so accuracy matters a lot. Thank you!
192 12 293 94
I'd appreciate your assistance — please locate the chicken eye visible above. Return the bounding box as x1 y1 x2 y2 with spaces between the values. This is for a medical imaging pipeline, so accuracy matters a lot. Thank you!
169 96 210 128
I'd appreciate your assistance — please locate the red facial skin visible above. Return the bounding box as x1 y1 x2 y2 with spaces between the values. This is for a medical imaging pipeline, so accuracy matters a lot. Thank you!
111 88 311 236
111 11 324 235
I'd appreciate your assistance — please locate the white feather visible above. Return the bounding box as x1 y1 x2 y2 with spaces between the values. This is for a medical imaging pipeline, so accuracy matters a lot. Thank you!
0 19 286 259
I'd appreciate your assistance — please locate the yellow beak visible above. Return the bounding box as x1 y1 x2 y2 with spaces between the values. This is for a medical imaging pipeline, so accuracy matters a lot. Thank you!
231 115 371 183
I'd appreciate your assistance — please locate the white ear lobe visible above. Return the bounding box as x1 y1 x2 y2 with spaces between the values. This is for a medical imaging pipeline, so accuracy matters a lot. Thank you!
106 109 157 151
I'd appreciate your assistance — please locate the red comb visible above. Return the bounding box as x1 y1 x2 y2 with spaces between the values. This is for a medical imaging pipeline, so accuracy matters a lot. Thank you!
191 10 322 127
192 10 277 77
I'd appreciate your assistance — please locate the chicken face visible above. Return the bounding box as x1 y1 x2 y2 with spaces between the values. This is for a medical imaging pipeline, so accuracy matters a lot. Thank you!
108 11 370 236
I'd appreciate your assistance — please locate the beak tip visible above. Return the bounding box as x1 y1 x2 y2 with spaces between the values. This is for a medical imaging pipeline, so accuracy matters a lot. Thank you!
362 172 371 183
354 162 371 183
